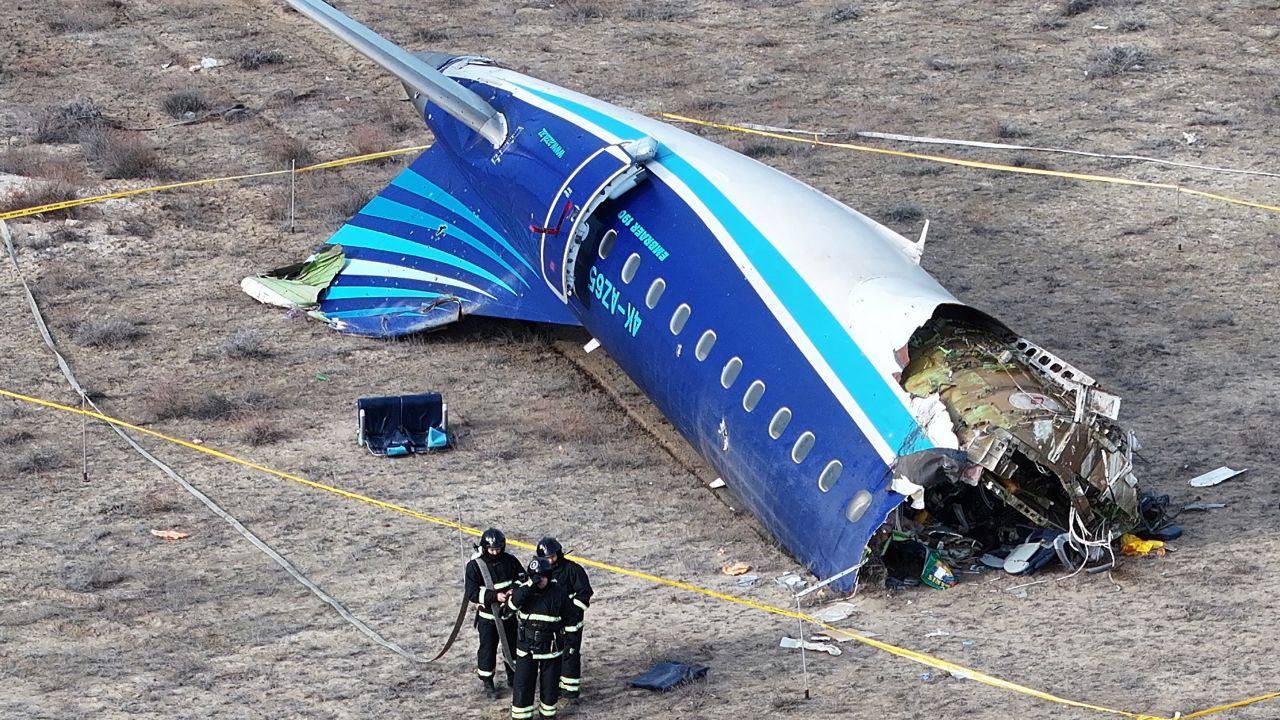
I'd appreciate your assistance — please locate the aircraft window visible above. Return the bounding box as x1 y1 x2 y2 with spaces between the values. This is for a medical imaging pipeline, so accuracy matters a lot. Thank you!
670 304 691 334
792 432 815 463
743 380 765 412
768 407 792 439
695 330 717 361
598 229 617 259
645 278 666 309
846 489 873 523
621 253 641 283
721 357 743 389
818 460 843 492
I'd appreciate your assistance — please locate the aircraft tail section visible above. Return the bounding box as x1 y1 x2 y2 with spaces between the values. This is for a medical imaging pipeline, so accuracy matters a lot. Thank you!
243 146 579 337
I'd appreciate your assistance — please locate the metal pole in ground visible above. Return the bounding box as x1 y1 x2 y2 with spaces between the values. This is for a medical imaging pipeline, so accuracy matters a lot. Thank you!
289 159 297 232
795 591 810 699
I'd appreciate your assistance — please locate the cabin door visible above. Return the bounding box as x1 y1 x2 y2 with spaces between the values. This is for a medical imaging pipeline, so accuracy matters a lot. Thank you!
537 138 655 302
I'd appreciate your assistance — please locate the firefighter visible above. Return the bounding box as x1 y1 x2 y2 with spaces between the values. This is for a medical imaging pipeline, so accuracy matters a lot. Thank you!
535 536 593 701
508 556 568 720
464 528 524 699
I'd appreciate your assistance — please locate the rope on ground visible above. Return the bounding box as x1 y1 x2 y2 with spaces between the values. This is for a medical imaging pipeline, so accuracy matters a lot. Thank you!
8 387 1276 720
730 121 1280 181
0 145 429 222
660 113 1280 216
0 220 439 664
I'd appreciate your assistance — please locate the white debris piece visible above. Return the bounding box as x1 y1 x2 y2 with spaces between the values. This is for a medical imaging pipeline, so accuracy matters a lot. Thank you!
780 636 841 656
1189 466 1247 488
708 477 726 489
811 602 858 624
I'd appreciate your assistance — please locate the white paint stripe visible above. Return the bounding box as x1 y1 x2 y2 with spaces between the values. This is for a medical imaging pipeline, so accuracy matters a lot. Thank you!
342 259 497 300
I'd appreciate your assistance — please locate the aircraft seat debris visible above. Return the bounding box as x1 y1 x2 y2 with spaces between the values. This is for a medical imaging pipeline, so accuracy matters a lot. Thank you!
357 392 449 456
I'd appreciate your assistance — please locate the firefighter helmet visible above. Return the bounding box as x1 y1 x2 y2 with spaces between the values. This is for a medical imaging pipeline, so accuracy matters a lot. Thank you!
480 528 506 552
535 537 563 559
527 557 553 578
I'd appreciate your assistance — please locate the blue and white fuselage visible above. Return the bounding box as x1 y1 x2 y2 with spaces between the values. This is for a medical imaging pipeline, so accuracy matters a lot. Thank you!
255 2 1143 592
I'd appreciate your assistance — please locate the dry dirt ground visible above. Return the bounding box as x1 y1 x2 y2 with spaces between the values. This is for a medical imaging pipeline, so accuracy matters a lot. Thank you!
2 1 1279 718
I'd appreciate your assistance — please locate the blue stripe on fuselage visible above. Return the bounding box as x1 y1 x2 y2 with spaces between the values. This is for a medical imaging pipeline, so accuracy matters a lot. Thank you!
513 84 929 455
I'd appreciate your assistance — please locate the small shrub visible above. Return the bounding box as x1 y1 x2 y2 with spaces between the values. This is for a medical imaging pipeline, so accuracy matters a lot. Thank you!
882 203 924 223
0 146 51 177
924 55 952 71
189 393 238 421
0 180 79 217
0 429 34 446
236 48 285 70
34 97 110 144
239 417 289 446
622 1 691 21
66 567 128 592
1032 11 1067 30
349 124 394 160
38 262 94 293
1061 0 1109 16
46 14 111 33
555 2 605 24
11 447 63 474
1086 46 1153 78
995 119 1030 139
268 135 314 167
81 130 165 179
324 184 374 226
74 318 145 348
823 3 861 22
412 28 448 43
220 329 272 359
741 142 791 159
161 89 210 119
1115 14 1147 32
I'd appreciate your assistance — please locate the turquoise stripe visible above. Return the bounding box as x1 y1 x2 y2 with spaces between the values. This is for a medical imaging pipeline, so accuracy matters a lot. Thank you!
391 166 536 274
324 286 444 301
330 225 516 296
325 306 438 319
360 196 528 288
516 84 928 453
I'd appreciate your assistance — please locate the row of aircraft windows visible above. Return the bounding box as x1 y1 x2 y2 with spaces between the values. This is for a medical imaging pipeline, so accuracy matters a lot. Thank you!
599 232 846 497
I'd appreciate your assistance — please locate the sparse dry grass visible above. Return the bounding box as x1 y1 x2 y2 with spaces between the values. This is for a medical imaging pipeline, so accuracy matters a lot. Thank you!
219 329 272 359
348 124 395 161
411 28 448 43
10 447 64 475
237 416 290 446
621 1 692 21
1086 46 1153 78
162 88 211 119
822 3 862 23
73 318 145 347
0 180 79 218
995 119 1030 139
81 130 166 179
882 202 924 223
555 1 605 24
236 48 285 70
267 135 314 168
34 97 111 144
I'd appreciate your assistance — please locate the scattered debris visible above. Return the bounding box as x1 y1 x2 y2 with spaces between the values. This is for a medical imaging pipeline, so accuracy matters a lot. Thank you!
1120 533 1166 557
810 602 858 624
1183 501 1226 511
734 574 759 587
708 477 726 489
189 57 229 72
1188 466 1246 488
628 661 708 691
150 529 189 541
921 550 957 589
924 630 950 638
582 337 600 353
780 636 841 656
812 630 877 642
721 561 751 576
775 573 806 592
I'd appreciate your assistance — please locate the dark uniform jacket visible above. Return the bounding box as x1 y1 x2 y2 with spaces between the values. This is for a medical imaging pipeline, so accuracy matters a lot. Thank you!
508 578 569 659
465 551 525 621
551 558 593 630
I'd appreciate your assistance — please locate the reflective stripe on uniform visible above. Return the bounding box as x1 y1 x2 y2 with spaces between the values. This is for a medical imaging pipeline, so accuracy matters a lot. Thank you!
538 701 558 717
518 612 561 623
478 609 496 620
573 598 588 611
477 668 494 678
563 621 583 633
511 704 535 719
494 580 514 589
531 650 562 660
559 677 580 690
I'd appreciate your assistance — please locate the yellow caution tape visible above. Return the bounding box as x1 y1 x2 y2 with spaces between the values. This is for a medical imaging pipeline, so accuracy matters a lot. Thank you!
3 387 1274 719
659 113 1280 215
0 145 430 222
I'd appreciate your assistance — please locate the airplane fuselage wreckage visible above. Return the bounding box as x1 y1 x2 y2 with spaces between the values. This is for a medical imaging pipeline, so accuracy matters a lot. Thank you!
247 0 1144 591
